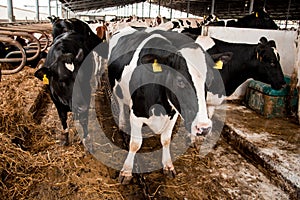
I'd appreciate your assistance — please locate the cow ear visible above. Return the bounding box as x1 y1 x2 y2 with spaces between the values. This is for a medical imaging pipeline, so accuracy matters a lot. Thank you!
211 52 233 64
259 37 268 45
268 40 276 48
34 67 49 81
141 54 158 64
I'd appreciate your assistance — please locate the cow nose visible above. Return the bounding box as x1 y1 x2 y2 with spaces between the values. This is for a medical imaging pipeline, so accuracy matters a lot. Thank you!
196 126 211 137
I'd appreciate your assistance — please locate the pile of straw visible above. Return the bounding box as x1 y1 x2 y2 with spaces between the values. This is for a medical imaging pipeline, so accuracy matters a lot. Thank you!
0 68 122 199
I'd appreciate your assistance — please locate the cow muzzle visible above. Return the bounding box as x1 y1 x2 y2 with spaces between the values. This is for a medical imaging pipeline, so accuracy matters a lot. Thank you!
195 123 212 137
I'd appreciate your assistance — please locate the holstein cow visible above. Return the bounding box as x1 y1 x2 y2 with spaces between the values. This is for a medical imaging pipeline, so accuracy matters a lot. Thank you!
108 27 214 184
203 8 279 30
196 36 286 117
34 31 95 145
48 16 103 47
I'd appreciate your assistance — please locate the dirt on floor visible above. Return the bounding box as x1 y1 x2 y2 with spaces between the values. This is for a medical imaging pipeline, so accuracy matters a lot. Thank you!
0 67 290 199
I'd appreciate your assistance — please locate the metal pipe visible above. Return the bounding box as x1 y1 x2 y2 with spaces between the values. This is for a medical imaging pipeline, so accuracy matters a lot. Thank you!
7 0 14 22
249 0 254 14
36 0 39 21
48 0 51 16
0 37 27 75
0 26 50 52
56 0 59 16
142 2 144 18
187 0 190 17
285 0 292 29
149 0 151 18
211 0 215 15
158 0 161 16
170 0 173 19
0 30 41 62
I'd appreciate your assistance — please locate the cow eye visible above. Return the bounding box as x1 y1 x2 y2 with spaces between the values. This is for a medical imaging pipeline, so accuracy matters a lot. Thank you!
176 76 185 88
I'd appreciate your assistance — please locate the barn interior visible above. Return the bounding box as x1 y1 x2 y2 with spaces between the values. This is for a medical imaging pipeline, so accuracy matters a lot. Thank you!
0 0 299 199
59 0 300 20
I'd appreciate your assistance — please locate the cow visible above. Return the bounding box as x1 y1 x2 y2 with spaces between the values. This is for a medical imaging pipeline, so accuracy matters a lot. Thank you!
34 31 96 146
108 27 214 184
48 16 103 49
203 8 279 30
196 36 286 117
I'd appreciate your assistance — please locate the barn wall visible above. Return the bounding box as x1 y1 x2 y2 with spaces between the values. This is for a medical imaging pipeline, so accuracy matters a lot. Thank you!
206 26 298 76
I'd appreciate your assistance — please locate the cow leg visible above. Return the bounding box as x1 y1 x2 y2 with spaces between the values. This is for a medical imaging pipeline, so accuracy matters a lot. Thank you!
119 112 143 184
161 114 178 178
115 96 126 131
79 112 94 152
56 106 69 146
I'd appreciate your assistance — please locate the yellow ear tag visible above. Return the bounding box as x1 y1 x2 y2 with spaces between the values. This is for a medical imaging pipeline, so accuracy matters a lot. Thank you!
152 59 162 72
43 74 49 85
256 12 258 17
213 60 223 69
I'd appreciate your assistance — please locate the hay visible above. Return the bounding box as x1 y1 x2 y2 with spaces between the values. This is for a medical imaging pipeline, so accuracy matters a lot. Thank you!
0 68 123 200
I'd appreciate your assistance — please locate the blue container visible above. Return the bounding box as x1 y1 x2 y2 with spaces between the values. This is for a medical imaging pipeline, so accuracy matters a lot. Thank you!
244 76 298 118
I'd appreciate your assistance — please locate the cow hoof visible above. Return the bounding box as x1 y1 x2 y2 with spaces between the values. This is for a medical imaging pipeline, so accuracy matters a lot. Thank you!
83 136 94 153
118 172 132 184
163 167 176 178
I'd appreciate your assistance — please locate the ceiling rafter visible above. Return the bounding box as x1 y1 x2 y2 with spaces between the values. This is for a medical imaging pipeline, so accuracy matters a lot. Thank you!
58 0 300 20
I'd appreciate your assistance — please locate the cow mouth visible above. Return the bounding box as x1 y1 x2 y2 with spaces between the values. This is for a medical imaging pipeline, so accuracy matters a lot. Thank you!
196 126 211 137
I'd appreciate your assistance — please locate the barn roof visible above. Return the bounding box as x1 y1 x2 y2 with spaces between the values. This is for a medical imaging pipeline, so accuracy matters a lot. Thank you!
59 0 300 20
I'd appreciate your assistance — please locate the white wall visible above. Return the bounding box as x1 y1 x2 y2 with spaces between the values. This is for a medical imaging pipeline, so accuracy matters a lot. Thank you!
0 5 49 21
206 26 298 76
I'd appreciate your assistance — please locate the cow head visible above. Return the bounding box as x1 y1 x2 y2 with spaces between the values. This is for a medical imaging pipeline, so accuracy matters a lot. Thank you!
255 37 285 90
34 32 87 101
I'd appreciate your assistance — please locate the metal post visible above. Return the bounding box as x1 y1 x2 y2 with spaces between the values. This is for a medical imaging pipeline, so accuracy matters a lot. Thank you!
136 3 138 16
48 0 51 16
56 0 59 17
142 2 144 18
285 0 292 29
149 0 151 18
7 0 14 22
249 0 254 14
187 0 190 17
36 0 39 21
170 0 173 19
158 0 161 16
211 0 215 15
132 4 133 16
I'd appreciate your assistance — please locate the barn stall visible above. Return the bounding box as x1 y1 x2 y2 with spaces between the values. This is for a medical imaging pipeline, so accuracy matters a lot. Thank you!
0 0 299 199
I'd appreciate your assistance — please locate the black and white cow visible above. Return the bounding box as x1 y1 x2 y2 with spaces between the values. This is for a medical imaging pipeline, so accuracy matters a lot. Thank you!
108 27 214 184
196 36 285 117
34 31 95 145
48 16 103 48
203 8 279 30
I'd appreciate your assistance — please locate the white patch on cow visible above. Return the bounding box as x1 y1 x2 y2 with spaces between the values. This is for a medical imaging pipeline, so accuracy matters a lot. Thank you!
112 33 168 129
108 26 137 59
65 63 74 72
206 92 225 118
179 47 212 136
272 47 279 61
195 36 215 51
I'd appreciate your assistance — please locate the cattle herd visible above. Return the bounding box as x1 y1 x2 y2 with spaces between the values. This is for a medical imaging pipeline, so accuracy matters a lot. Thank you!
29 8 286 184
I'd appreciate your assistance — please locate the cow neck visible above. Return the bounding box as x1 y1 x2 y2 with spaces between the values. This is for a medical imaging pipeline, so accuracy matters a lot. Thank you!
223 45 258 96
